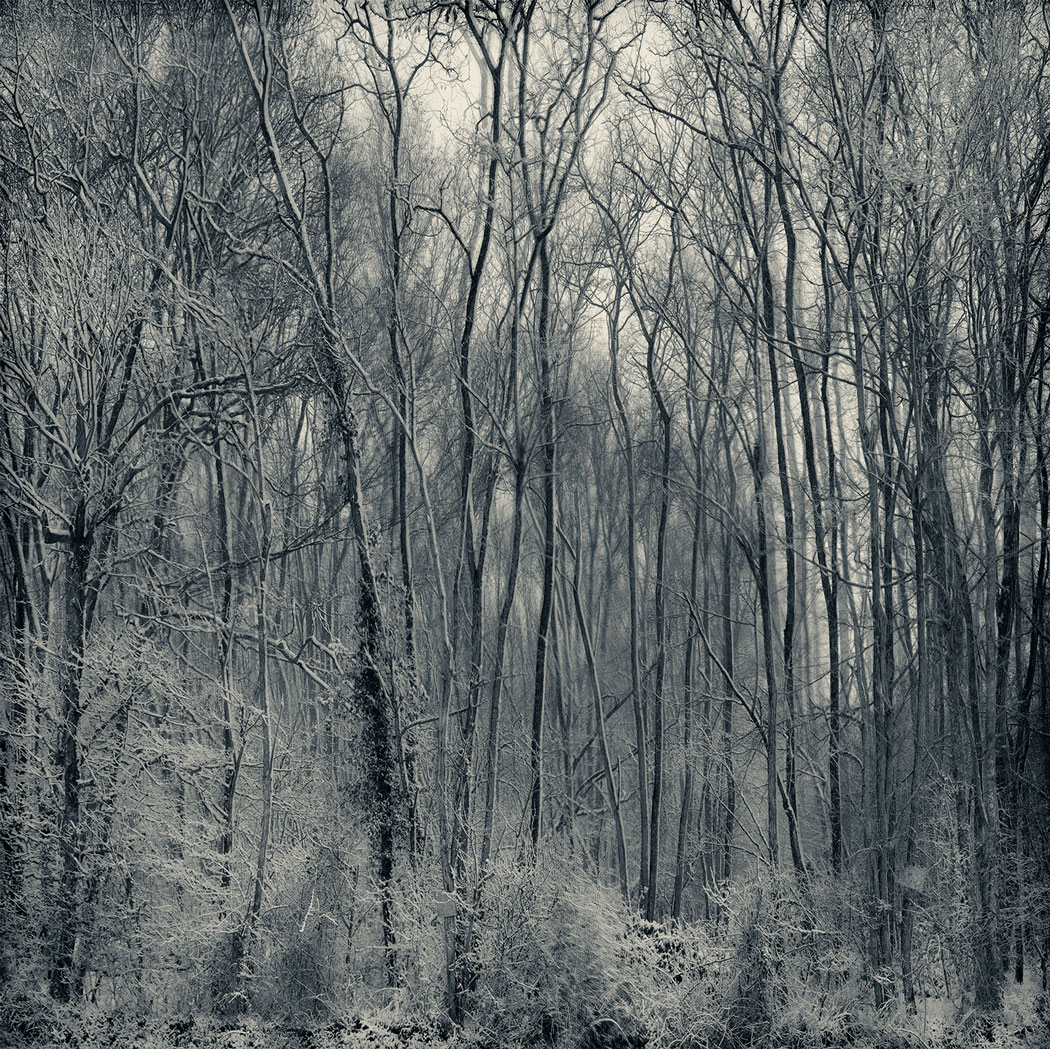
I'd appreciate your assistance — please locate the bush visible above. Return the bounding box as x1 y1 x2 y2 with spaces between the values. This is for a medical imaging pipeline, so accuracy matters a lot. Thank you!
466 851 647 1048
464 849 730 1049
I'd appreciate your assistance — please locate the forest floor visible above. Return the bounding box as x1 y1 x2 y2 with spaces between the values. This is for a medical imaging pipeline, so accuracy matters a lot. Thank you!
2 988 1047 1049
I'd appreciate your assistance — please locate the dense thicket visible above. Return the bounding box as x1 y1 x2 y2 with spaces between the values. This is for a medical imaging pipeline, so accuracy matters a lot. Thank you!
1 1 1048 1045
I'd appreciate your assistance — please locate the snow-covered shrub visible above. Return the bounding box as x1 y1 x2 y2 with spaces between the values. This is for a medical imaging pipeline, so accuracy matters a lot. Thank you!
386 859 455 1019
619 915 725 1049
466 849 648 1048
463 846 731 1049
723 881 774 1045
718 869 869 1048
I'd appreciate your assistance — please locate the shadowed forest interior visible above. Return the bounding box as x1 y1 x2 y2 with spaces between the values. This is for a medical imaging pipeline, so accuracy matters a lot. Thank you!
1 2 1049 1046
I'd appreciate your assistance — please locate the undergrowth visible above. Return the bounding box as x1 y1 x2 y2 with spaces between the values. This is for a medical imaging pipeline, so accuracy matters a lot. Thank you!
2 862 1046 1049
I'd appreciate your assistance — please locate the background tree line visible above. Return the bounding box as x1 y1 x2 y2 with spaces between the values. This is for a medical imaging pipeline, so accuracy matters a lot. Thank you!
0 0 1048 1042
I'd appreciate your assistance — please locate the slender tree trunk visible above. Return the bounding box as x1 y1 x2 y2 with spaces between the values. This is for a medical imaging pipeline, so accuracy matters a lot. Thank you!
759 244 804 875
672 442 704 920
565 517 630 900
214 446 238 906
479 456 526 874
753 454 779 869
721 531 737 894
646 329 671 920
608 298 649 898
817 233 843 873
529 236 557 850
51 504 92 1002
0 508 34 985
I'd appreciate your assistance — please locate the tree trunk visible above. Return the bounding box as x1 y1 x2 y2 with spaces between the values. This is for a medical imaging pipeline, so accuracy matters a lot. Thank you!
645 329 671 919
608 297 649 899
529 236 557 850
50 505 92 1002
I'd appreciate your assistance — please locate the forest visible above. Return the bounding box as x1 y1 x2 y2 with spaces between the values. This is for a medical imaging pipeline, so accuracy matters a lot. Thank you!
0 1 1048 1047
